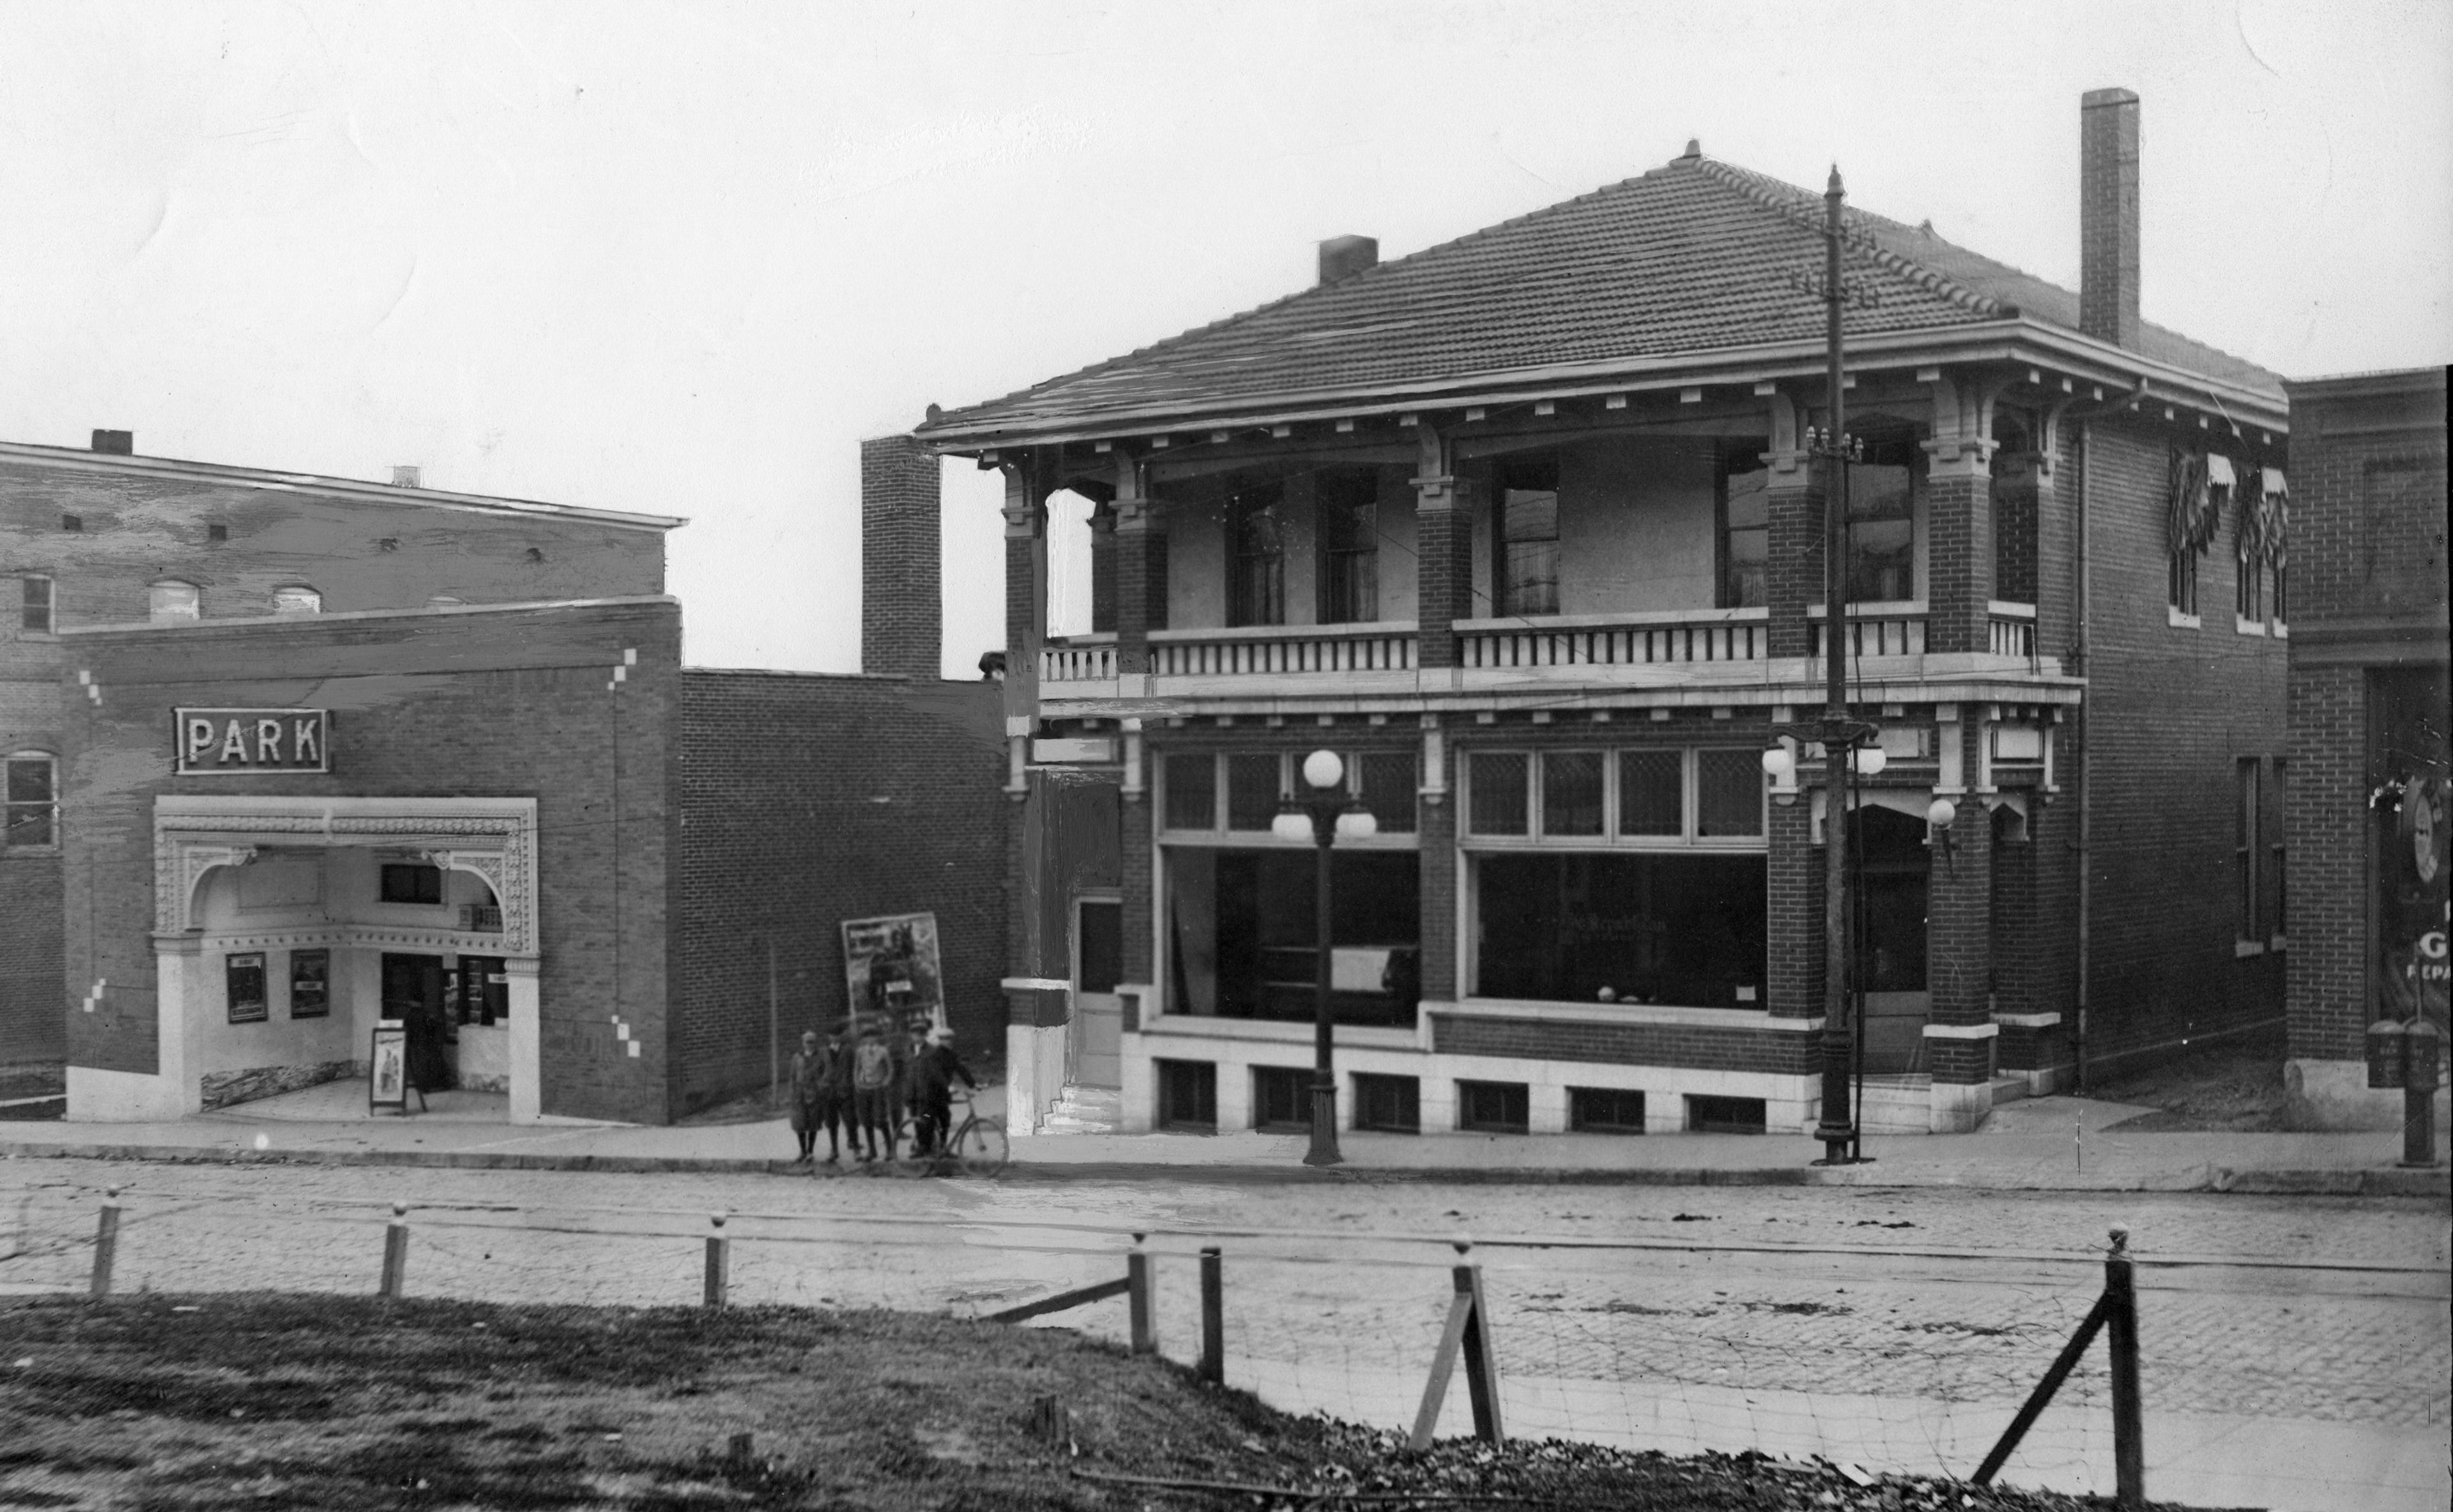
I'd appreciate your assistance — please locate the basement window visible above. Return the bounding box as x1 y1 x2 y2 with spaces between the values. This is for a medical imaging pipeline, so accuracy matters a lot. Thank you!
1156 1059 1217 1132
19 576 52 634
148 580 200 623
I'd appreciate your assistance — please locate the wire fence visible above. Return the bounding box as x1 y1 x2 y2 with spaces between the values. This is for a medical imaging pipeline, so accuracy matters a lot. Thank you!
4 1177 2445 1511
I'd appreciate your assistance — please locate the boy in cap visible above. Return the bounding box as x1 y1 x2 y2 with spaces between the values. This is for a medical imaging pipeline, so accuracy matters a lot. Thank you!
850 1016 900 1162
786 1030 825 1163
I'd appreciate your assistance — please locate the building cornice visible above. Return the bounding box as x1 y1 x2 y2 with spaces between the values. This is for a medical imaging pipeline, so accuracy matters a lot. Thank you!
915 317 2288 453
0 443 687 533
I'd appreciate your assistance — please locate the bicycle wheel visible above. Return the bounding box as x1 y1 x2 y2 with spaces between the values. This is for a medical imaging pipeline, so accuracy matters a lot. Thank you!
952 1115 1008 1177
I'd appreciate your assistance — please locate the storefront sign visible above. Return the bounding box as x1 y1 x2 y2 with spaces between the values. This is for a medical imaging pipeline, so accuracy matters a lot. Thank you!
175 708 330 775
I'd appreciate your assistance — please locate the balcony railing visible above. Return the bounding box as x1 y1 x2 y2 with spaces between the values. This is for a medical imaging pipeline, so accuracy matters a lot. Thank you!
1457 607 1768 669
1989 602 2038 659
1150 622 1418 676
1039 634 1117 684
1806 602 1927 659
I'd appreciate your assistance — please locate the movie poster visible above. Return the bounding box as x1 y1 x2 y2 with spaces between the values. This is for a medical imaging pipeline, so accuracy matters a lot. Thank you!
841 912 945 1035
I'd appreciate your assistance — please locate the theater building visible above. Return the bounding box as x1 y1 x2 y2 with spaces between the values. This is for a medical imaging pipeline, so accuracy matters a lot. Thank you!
922 91 2291 1138
15 434 1002 1123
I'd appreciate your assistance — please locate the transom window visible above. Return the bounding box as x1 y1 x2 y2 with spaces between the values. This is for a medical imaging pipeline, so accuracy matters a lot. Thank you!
4 753 57 848
1464 747 1766 844
1161 749 1418 837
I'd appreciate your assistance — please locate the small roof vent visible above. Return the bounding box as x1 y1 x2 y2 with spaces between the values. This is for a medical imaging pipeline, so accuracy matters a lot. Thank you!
390 465 422 488
1678 138 1702 162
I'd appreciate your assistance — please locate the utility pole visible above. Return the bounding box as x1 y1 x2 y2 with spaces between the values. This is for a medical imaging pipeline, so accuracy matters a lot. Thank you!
1812 165 1860 1166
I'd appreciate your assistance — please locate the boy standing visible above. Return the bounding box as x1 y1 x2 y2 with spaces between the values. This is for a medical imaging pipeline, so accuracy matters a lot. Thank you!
850 1019 899 1162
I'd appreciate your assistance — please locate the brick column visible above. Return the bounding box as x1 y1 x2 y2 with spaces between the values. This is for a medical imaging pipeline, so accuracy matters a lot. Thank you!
2287 663 2370 1065
1414 462 1472 671
1927 714 1996 1093
1766 791 1823 1020
1764 450 1822 660
1924 437 1997 657
1089 502 1117 634
1000 462 1046 729
1114 496 1166 677
1120 788 1155 984
1417 718 1456 1001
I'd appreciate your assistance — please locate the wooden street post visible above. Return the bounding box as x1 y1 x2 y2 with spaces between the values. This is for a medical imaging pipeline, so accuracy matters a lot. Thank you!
1409 1239 1505 1449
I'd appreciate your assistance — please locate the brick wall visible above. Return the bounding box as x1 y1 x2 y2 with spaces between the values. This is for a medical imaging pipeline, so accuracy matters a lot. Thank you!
675 669 1005 1115
859 436 942 681
62 599 682 1120
2078 415 2288 1072
3 451 670 1073
2282 369 2449 1064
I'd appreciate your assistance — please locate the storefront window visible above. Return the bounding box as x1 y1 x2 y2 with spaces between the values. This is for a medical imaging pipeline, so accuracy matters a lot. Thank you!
1165 848 1419 1025
1475 851 1766 1007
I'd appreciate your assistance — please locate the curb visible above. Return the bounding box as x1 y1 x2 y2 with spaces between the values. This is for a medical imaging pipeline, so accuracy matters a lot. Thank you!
6 1138 2448 1195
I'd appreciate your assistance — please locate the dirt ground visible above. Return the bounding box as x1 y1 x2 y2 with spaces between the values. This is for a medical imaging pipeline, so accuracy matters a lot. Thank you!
0 1294 2220 1511
2090 1027 2291 1133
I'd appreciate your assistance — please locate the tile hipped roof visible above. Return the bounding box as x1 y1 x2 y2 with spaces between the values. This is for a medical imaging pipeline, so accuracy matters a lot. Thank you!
917 151 2285 448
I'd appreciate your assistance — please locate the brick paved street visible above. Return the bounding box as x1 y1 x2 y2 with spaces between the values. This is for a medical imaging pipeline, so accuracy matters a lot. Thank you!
4 1158 2445 1508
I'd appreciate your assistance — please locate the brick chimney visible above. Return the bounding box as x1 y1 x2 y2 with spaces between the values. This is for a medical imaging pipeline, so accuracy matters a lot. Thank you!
1318 235 1377 285
860 433 942 680
2079 88 2141 349
90 429 133 455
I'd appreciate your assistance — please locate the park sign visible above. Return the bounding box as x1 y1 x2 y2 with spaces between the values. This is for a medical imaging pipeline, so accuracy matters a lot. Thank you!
174 708 330 775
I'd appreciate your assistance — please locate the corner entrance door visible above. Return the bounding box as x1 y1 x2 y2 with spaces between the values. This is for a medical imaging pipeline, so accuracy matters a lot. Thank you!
1068 897 1124 1089
1851 807 1932 1074
382 953 452 1094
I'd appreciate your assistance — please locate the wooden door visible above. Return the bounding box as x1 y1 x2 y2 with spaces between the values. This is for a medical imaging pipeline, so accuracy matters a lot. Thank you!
1068 897 1124 1088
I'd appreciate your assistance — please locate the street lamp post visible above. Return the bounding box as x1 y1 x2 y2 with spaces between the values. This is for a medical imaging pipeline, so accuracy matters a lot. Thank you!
1272 749 1379 1167
1812 164 1860 1168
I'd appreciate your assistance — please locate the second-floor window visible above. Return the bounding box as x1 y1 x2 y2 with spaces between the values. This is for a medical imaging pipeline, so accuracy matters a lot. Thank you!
1494 454 1560 617
1316 467 1379 623
19 576 52 633
149 580 200 623
2236 540 2265 624
1228 484 1285 627
1845 445 1916 602
4 753 56 848
1720 455 1768 609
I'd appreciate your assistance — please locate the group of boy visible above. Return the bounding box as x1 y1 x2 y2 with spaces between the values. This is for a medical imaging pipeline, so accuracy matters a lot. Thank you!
786 1016 977 1165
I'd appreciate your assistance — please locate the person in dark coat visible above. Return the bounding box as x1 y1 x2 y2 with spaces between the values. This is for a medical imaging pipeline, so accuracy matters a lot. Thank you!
813 1023 854 1163
906 1028 977 1156
786 1030 824 1163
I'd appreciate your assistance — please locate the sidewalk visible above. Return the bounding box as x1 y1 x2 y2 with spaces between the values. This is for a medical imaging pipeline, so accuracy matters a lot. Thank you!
2 1080 2445 1195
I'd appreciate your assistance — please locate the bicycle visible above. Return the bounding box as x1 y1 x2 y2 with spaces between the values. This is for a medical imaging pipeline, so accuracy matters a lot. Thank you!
913 1088 1007 1178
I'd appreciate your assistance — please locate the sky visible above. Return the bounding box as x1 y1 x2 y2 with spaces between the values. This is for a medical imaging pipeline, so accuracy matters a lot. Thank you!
3 0 2448 677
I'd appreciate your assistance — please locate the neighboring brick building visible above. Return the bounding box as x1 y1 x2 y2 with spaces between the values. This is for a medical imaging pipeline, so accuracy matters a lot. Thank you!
917 89 2291 1140
2281 367 2450 1129
28 434 1004 1123
3 434 676 1071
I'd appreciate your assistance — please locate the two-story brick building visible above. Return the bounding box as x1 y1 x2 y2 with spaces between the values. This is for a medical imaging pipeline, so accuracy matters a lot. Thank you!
2281 367 2449 1129
919 89 2291 1138
8 432 1005 1123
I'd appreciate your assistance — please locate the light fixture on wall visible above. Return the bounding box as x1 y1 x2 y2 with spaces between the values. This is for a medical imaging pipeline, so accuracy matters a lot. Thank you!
1272 749 1378 1167
1927 796 1959 877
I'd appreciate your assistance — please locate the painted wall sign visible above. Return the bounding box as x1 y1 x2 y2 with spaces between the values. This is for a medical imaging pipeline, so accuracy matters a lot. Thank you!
174 708 330 775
